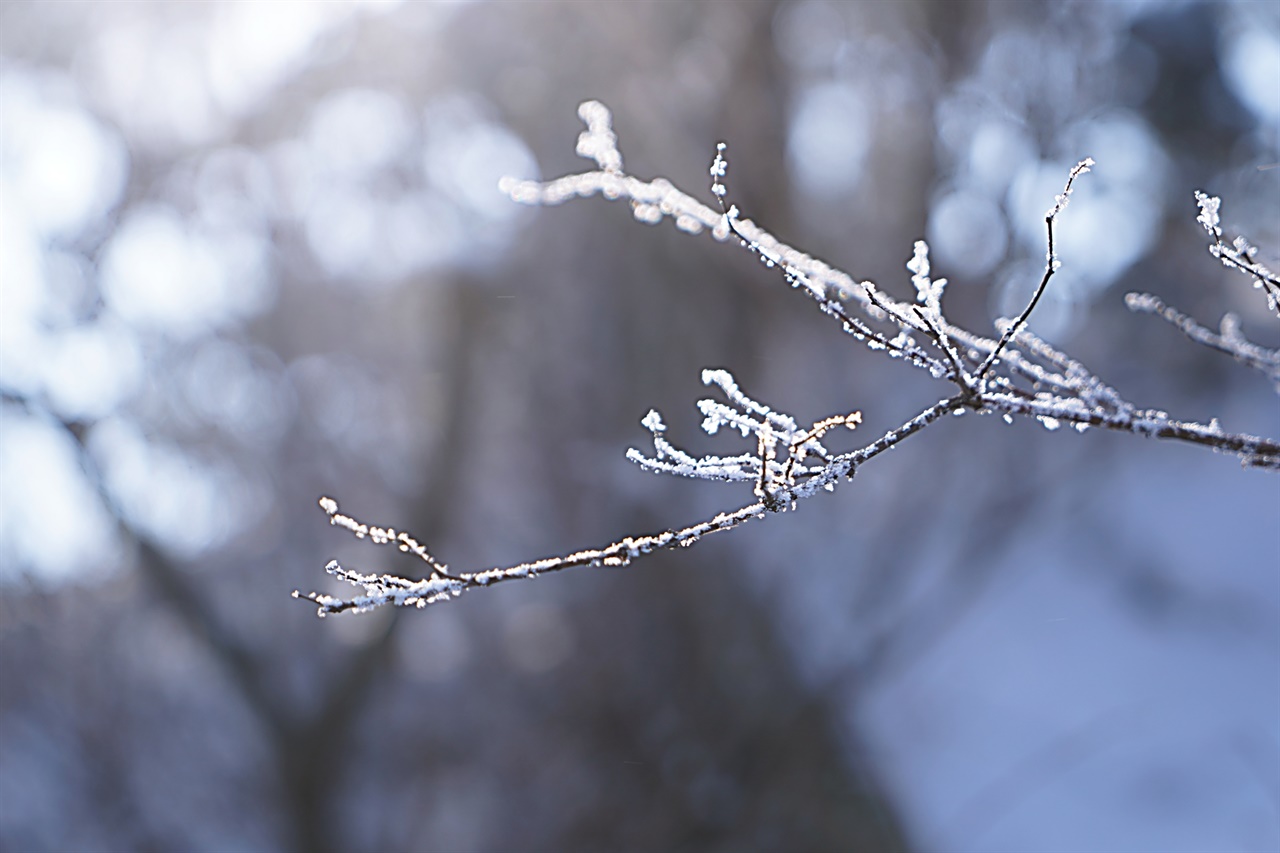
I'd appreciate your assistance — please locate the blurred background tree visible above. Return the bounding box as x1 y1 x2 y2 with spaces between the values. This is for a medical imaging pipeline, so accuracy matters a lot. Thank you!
0 1 1276 851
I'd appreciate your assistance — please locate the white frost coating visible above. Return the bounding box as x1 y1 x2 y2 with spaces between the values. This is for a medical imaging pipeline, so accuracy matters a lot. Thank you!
906 242 929 280
701 369 799 433
640 409 666 433
710 143 728 179
632 203 662 224
910 242 947 325
575 100 622 173
675 214 703 235
1195 191 1221 236
1045 157 1094 220
500 170 727 238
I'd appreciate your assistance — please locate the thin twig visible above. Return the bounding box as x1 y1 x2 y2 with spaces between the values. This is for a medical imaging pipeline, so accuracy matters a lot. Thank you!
977 158 1094 381
1126 292 1280 385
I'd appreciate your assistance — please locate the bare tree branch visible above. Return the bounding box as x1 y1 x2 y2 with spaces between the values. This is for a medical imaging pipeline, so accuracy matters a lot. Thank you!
299 101 1279 617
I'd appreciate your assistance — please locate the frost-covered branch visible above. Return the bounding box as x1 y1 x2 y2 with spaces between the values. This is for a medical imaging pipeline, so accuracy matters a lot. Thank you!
295 395 946 617
1190 191 1280 317
976 157 1093 382
700 125 1275 465
298 100 1280 616
511 102 1276 461
1124 292 1280 390
1122 194 1280 392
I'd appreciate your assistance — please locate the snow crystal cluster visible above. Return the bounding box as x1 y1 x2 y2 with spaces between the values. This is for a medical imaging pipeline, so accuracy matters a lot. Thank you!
627 368 860 509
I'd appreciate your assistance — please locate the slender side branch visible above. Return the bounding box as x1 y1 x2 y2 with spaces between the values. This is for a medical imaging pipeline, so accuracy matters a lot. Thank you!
315 496 462 581
976 157 1095 381
1194 191 1280 316
1125 292 1280 387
